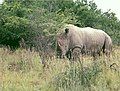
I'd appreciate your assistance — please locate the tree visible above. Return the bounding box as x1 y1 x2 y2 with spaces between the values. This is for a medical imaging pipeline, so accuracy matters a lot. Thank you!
0 0 120 49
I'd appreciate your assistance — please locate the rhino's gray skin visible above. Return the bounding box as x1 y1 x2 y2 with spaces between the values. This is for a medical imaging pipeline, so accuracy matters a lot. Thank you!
57 24 112 59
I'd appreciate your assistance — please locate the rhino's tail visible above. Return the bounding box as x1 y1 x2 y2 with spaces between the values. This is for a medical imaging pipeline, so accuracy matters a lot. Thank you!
102 41 105 54
102 35 112 56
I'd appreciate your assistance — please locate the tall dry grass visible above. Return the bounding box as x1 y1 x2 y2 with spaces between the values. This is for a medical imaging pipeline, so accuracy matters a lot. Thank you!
0 46 120 91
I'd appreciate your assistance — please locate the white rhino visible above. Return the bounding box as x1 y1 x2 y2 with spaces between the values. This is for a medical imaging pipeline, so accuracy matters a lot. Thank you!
57 24 112 59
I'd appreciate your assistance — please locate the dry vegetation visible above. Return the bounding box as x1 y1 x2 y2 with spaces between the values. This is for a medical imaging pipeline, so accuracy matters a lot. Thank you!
0 46 120 91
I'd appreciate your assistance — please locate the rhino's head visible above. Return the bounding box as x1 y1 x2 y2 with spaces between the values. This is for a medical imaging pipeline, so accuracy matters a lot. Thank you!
57 28 70 58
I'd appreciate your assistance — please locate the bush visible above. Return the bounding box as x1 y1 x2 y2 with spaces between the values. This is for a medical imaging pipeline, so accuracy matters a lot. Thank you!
0 16 29 49
0 0 120 50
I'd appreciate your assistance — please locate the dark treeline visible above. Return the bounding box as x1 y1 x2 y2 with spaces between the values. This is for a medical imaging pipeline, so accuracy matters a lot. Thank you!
0 0 120 50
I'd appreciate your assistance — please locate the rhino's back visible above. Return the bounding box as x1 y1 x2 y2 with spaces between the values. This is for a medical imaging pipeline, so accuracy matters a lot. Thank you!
66 25 106 50
81 27 105 44
70 27 106 50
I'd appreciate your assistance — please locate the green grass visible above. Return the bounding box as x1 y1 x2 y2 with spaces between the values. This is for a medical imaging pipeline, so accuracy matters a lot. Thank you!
0 46 120 91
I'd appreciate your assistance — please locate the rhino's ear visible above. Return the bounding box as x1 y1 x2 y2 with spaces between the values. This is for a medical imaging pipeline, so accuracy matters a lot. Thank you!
65 28 69 34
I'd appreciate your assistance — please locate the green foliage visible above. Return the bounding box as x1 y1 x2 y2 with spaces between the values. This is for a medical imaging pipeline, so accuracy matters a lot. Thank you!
0 15 29 48
0 1 30 49
0 0 120 49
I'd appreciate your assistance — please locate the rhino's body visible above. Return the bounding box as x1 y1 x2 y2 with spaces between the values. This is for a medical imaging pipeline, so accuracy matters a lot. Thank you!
57 24 112 59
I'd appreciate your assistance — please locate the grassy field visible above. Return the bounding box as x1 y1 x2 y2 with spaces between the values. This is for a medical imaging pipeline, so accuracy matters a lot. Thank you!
0 46 120 91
